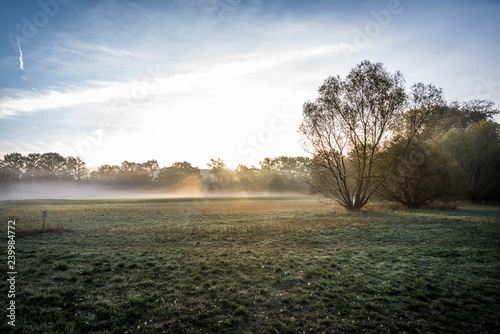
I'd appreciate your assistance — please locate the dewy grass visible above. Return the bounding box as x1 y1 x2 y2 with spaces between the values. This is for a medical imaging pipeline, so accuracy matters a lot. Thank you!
1 197 499 333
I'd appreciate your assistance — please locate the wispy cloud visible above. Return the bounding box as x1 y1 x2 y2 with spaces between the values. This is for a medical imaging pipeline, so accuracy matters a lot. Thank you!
16 36 24 71
0 44 343 119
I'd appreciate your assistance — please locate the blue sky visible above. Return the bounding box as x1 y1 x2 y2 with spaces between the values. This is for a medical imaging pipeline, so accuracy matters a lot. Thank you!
1 0 499 169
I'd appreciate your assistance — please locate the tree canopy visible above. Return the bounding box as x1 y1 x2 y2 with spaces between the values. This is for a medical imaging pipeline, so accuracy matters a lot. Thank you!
442 121 500 202
0 153 311 196
300 60 444 211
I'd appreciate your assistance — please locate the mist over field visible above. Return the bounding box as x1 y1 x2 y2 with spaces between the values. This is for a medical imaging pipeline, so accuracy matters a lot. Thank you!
1 182 183 200
0 181 303 200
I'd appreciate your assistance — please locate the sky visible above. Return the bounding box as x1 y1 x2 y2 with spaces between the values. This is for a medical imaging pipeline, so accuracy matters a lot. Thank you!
0 0 499 169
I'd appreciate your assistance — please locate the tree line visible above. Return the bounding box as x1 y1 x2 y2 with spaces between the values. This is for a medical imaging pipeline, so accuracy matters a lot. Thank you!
300 60 500 211
0 154 311 194
0 153 88 184
2 61 499 206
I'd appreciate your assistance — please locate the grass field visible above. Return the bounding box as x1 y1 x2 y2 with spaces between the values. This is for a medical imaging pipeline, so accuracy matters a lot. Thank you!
1 196 500 333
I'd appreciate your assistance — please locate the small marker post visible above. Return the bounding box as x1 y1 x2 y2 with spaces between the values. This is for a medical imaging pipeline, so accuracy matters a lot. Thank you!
42 211 47 231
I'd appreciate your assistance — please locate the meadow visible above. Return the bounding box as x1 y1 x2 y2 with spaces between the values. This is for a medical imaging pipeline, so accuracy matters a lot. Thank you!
1 196 499 333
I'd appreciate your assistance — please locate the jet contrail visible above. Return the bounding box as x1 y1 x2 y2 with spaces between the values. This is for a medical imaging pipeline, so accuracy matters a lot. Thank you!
16 36 24 71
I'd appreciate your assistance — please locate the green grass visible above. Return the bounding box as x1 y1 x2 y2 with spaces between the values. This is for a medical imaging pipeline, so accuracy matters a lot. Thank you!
1 197 499 333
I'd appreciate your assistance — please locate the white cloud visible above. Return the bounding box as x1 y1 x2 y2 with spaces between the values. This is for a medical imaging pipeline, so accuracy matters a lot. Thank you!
0 44 344 119
0 44 345 166
16 36 24 71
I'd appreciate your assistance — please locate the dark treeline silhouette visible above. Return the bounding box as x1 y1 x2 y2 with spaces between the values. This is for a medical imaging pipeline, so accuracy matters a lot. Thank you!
0 154 311 196
300 61 500 211
1 100 499 203
2 62 500 205
0 153 87 184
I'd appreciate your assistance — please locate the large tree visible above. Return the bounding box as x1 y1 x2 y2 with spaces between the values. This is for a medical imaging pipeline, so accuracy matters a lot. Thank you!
0 159 22 188
300 61 443 211
206 158 235 191
90 164 121 182
452 100 499 129
118 160 157 184
259 156 311 193
376 139 459 208
38 152 66 180
2 153 25 182
442 120 500 202
64 156 88 180
157 161 201 186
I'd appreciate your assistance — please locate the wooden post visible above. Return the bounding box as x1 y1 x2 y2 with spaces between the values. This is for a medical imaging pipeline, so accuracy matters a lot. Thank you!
42 211 47 231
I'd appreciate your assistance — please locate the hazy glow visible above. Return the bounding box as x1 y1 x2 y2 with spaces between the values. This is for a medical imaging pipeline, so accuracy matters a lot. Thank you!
0 45 343 118
0 0 499 168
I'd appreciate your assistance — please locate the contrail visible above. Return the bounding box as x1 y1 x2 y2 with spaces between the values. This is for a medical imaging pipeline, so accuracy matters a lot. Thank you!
16 36 24 71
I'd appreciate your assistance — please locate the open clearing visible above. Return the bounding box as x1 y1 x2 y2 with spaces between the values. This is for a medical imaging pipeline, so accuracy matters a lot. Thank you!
1 196 500 333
